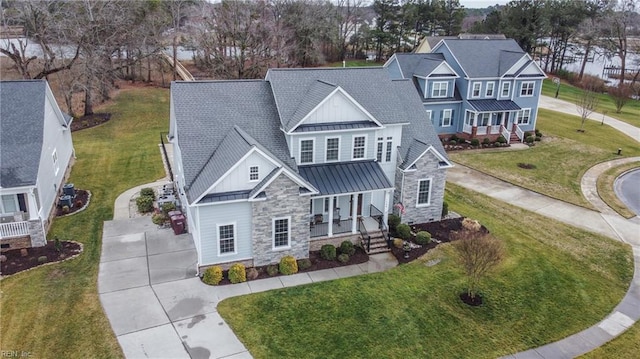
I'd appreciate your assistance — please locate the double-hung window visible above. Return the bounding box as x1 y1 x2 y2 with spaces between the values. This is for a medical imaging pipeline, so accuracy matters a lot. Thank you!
517 108 531 124
273 217 290 249
300 139 314 164
385 137 393 162
376 137 384 162
326 137 339 161
486 82 494 97
432 82 448 98
472 82 481 98
442 110 452 127
249 166 259 181
520 82 535 96
218 224 235 255
501 82 510 97
353 136 365 159
416 179 432 206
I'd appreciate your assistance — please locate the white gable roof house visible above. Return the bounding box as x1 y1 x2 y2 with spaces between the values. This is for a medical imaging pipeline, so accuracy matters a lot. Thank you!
0 80 75 251
169 67 452 271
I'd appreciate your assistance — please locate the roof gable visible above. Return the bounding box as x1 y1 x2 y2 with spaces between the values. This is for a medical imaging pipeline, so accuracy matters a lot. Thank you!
436 39 526 78
428 62 458 77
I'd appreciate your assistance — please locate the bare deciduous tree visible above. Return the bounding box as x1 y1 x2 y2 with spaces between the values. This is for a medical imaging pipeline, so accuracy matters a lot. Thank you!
451 231 504 301
575 79 600 132
608 84 632 114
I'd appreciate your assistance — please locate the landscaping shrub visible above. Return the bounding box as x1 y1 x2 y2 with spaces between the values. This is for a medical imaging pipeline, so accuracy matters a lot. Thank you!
448 140 457 146
136 196 154 213
74 199 83 208
482 138 491 145
37 256 47 263
228 263 247 284
246 267 259 280
534 136 542 141
279 256 298 275
62 205 70 214
535 129 542 137
441 201 449 218
396 223 411 240
320 244 337 260
337 253 349 263
497 135 507 144
202 266 223 285
415 231 431 245
470 138 480 147
393 238 404 248
266 265 279 276
524 131 532 138
462 218 482 232
297 258 312 270
161 202 176 214
151 212 168 225
388 214 401 231
449 134 458 142
140 187 155 198
340 241 356 256
525 135 535 144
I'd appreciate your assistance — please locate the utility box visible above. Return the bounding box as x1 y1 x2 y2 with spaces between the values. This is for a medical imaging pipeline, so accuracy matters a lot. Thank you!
170 214 185 235
63 183 75 197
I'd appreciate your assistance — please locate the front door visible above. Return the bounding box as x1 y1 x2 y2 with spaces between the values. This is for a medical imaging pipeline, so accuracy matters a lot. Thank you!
349 194 363 217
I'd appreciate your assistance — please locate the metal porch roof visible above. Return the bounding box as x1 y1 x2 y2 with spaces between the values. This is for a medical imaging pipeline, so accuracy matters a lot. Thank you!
298 160 393 196
468 99 521 112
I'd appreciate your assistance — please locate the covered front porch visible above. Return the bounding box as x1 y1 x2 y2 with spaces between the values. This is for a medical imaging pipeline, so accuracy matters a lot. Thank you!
462 100 523 142
298 161 394 239
0 190 39 243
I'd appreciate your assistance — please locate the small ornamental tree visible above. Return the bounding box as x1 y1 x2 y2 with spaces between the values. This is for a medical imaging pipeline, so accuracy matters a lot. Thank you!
608 84 632 113
575 79 600 132
452 232 505 302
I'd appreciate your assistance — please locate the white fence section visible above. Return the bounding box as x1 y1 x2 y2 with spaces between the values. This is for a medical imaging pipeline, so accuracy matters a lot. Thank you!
515 125 525 142
0 221 29 239
490 125 501 134
501 126 511 144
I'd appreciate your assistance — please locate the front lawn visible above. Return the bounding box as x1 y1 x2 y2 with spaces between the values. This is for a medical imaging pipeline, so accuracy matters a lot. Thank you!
449 108 640 209
541 78 640 127
0 86 169 358
218 184 633 359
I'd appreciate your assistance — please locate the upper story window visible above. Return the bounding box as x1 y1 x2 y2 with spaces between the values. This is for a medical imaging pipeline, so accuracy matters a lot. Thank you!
442 109 452 127
471 82 481 98
249 166 259 181
486 82 495 97
432 82 448 98
520 82 535 97
218 223 236 255
501 82 511 97
52 149 59 175
352 136 366 159
376 137 384 162
300 139 314 164
385 137 393 162
326 137 339 162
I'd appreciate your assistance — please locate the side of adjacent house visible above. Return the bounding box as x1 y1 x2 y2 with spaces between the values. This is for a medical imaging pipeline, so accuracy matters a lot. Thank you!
386 38 546 144
169 67 452 270
0 80 75 250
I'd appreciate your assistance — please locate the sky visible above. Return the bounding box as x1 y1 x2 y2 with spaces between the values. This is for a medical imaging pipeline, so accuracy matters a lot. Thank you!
460 0 510 8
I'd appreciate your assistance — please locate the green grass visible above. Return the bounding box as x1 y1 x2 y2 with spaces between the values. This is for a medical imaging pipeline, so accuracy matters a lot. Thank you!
542 79 640 127
449 108 640 209
581 322 640 358
597 162 640 218
0 87 169 358
218 184 633 359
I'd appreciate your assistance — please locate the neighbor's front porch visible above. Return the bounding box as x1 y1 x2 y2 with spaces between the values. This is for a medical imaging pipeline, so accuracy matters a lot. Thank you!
462 100 525 143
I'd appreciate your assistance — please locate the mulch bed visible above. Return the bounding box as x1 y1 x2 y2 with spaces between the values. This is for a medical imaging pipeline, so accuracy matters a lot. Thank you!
0 241 82 276
56 189 89 216
215 247 369 286
390 217 489 264
70 113 111 132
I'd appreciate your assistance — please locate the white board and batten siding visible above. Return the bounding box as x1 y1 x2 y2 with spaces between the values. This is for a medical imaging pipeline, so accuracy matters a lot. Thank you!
210 151 277 194
197 201 253 266
36 86 74 220
303 90 371 125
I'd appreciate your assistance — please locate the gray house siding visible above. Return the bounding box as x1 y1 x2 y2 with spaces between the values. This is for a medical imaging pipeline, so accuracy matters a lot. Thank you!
396 151 446 224
251 174 310 266
198 201 253 266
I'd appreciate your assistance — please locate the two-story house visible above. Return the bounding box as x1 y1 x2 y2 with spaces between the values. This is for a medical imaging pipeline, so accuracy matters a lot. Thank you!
385 39 546 143
0 80 75 250
169 67 452 270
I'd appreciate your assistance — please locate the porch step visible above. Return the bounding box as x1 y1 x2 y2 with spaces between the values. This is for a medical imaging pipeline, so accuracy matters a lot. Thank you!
361 234 390 254
510 134 521 143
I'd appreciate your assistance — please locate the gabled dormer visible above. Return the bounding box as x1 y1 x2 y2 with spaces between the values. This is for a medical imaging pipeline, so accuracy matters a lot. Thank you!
384 53 460 102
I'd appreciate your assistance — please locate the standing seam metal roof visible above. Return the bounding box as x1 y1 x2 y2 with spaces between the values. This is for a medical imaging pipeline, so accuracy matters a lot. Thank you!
298 161 393 196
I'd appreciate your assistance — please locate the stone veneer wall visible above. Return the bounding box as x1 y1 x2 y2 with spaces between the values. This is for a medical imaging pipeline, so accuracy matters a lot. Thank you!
251 174 310 266
28 220 46 247
397 152 447 224
0 235 31 252
309 233 361 251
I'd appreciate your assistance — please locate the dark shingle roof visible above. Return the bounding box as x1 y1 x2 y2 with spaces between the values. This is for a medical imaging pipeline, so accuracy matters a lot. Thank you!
298 160 393 195
468 99 521 112
0 80 47 188
393 53 447 78
267 67 414 132
438 39 526 78
171 80 295 202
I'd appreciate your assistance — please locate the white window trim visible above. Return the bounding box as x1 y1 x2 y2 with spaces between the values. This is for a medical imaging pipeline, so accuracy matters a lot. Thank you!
501 82 511 97
248 165 260 182
299 138 315 164
272 216 291 250
442 109 452 127
431 81 448 98
385 136 393 162
352 134 367 160
376 137 384 162
520 81 535 97
0 194 20 214
416 178 432 207
325 137 340 162
426 110 432 122
217 222 237 256
485 82 494 97
517 108 531 125
52 149 59 175
471 82 482 98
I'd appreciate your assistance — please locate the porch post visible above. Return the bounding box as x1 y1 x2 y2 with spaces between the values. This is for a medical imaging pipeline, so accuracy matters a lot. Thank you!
327 196 334 237
27 189 39 220
351 193 358 234
383 190 390 227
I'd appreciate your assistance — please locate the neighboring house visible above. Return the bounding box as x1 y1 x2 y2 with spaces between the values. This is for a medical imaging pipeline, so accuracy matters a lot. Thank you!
386 38 546 143
169 67 452 270
0 80 75 250
413 34 507 54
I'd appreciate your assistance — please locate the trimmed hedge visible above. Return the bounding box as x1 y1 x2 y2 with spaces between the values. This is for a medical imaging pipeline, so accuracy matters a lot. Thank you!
320 244 337 261
388 214 401 231
136 196 154 213
337 254 349 263
396 223 411 240
340 241 355 256
266 265 279 276
279 256 298 275
297 258 312 270
202 266 223 285
415 231 431 245
228 263 246 284
140 187 155 198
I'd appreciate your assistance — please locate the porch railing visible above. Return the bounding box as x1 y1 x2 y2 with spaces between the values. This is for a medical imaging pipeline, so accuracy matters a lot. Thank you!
515 125 524 142
501 126 511 144
369 204 391 249
490 125 501 134
357 217 371 252
0 221 29 239
476 126 488 135
463 124 472 134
